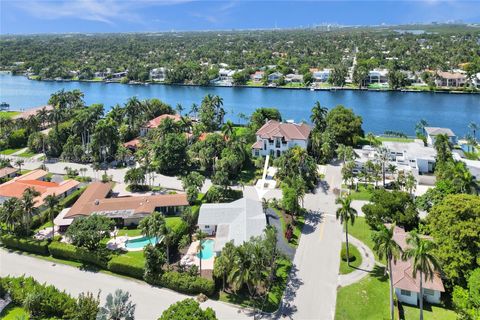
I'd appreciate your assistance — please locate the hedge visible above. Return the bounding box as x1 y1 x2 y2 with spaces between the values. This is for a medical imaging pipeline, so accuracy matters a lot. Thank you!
159 271 215 296
48 241 110 268
0 234 49 255
108 255 144 280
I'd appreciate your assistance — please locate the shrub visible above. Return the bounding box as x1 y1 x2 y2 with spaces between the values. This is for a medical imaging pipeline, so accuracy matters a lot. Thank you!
0 234 49 255
108 255 145 280
8 128 28 148
48 241 111 268
341 246 356 262
159 271 215 296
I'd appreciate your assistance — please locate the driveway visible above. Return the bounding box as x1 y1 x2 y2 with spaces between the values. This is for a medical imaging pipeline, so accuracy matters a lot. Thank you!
0 248 252 319
266 208 296 259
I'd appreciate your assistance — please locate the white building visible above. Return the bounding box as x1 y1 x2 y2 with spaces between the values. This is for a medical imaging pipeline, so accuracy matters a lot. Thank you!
391 225 445 306
285 74 304 83
367 68 388 84
424 127 457 146
150 67 166 81
252 120 311 157
383 141 437 174
312 69 331 82
218 68 236 81
197 198 267 254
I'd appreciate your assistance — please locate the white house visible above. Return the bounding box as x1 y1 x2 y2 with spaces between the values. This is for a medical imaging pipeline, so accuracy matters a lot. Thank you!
252 120 311 157
197 198 267 254
150 67 166 81
285 74 304 83
435 71 466 87
382 141 437 174
424 127 457 146
268 72 283 82
367 68 388 84
391 225 445 306
312 69 331 82
218 68 236 81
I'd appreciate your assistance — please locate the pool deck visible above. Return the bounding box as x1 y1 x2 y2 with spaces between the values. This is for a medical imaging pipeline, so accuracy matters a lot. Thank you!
182 238 215 270
106 235 160 252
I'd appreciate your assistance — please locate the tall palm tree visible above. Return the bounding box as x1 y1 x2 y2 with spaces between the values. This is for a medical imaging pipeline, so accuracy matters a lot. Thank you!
335 195 357 265
433 133 452 163
15 159 25 174
468 121 478 142
375 147 390 187
125 96 142 128
189 103 199 119
196 230 208 277
0 198 22 234
372 224 403 320
21 187 40 235
222 120 235 139
44 194 60 239
310 101 328 131
402 232 442 320
139 212 165 245
415 119 429 137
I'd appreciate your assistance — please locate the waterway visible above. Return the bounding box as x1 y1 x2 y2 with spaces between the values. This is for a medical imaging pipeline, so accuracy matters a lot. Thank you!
1 73 478 136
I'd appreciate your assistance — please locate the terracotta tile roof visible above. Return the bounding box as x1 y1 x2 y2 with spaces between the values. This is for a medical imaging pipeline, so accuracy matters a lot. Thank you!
436 71 466 80
123 138 141 149
256 120 311 141
252 140 262 149
0 169 79 207
0 167 18 179
145 114 181 129
65 181 188 219
390 225 445 293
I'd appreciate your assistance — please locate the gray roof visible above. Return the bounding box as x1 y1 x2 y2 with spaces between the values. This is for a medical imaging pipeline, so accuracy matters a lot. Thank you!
198 198 267 251
424 127 456 137
383 141 437 161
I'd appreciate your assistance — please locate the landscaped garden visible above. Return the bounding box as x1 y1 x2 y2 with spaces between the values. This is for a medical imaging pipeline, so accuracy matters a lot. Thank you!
272 207 305 247
339 242 362 274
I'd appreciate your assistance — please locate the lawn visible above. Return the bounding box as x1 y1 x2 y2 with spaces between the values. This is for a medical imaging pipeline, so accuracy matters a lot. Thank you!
272 208 305 247
377 136 414 143
402 303 456 320
281 82 305 88
0 148 22 155
339 242 362 275
344 184 374 201
0 304 30 319
346 216 384 263
17 150 36 158
117 228 142 237
119 250 146 268
0 111 20 119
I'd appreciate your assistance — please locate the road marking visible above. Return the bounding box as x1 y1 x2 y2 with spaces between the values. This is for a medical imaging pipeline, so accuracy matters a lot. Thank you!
319 219 326 241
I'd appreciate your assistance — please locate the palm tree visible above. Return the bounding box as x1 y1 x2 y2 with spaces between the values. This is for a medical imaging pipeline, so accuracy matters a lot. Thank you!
468 121 478 142
21 187 40 235
125 96 142 128
402 232 442 320
196 230 208 277
335 195 357 265
310 101 328 131
139 212 165 245
189 103 199 119
261 198 270 214
15 159 25 174
0 198 22 234
44 194 60 239
97 289 135 320
375 147 390 187
433 133 452 163
372 224 403 320
222 120 235 139
175 103 184 115
415 119 429 137
336 144 355 164
124 167 146 187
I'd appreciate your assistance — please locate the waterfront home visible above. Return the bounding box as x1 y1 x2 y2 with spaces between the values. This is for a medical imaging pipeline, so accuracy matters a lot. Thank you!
150 67 166 82
252 120 311 157
366 69 388 84
424 127 457 146
268 72 283 82
139 113 181 136
390 225 445 306
472 72 480 89
0 169 79 208
218 68 236 81
112 71 128 79
197 198 266 255
435 71 466 87
312 69 331 82
0 167 18 180
285 74 304 83
251 71 265 82
62 182 188 230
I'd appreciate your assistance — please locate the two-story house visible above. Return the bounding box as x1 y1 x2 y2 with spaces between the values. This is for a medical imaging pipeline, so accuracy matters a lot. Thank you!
424 127 457 147
252 120 311 157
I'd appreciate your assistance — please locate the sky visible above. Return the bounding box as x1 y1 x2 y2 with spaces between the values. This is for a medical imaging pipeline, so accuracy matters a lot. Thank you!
1 0 480 34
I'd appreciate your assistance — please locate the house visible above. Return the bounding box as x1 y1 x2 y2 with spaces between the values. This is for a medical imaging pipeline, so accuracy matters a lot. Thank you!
285 74 304 83
382 141 437 174
63 182 188 229
0 167 18 180
424 127 457 146
112 71 128 79
218 68 236 81
268 72 283 82
13 105 53 120
0 170 79 208
197 198 266 254
435 71 466 87
312 69 331 82
391 225 445 305
252 120 311 157
139 113 182 136
367 69 388 84
472 73 480 89
150 67 166 81
251 71 265 82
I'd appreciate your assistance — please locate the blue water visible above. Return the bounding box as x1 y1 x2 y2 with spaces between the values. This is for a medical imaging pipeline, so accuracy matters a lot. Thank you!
125 236 158 249
197 239 214 260
1 73 479 136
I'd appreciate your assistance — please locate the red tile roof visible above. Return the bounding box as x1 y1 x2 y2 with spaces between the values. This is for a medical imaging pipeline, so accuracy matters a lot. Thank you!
145 114 181 129
123 138 141 149
256 120 311 141
0 167 18 179
252 140 262 149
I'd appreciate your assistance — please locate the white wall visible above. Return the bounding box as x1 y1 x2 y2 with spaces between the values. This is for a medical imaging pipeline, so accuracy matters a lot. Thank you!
395 288 418 305
424 289 442 304
253 137 308 157
199 224 216 236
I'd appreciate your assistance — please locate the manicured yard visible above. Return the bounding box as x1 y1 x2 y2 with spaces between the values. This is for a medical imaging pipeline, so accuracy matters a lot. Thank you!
402 303 456 320
281 82 305 88
344 184 374 201
377 136 414 143
118 250 146 268
0 111 20 119
272 208 305 247
117 228 142 237
17 150 36 158
339 242 362 275
0 304 30 319
346 216 384 263
0 148 22 155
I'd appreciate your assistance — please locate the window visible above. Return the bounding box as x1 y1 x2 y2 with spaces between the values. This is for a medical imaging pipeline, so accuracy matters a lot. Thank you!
400 290 411 296
255 150 259 156
204 225 210 229
424 289 434 296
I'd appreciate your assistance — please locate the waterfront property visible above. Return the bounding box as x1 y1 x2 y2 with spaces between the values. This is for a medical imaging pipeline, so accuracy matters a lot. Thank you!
197 197 267 255
62 182 188 229
252 120 311 157
424 127 457 146
0 169 79 208
435 71 466 88
12 105 53 120
366 69 388 85
390 225 445 306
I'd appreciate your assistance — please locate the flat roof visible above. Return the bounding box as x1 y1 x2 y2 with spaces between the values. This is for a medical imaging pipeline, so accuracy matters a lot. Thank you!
382 141 437 160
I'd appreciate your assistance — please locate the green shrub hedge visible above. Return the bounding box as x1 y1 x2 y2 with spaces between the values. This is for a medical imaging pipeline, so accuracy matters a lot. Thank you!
0 234 49 255
108 255 144 280
159 271 215 296
341 246 357 262
48 241 110 268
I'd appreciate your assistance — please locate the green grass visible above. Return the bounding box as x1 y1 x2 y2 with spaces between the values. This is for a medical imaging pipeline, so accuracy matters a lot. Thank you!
272 208 305 247
117 228 142 237
377 136 414 143
165 216 183 230
344 184 374 201
119 250 146 268
0 304 30 319
35 220 53 232
339 242 362 275
281 82 305 88
0 148 22 155
246 80 263 87
17 150 36 158
402 303 456 320
346 216 384 263
0 111 20 119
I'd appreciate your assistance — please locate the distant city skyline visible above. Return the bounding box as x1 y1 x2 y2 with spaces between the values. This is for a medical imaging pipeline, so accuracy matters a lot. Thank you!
1 0 480 34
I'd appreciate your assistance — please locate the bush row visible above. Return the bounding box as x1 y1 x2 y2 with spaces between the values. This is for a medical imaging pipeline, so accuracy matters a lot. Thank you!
48 241 110 269
157 271 215 296
0 234 49 255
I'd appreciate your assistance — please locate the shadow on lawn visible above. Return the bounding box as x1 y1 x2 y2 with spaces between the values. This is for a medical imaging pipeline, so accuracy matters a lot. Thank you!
371 265 388 282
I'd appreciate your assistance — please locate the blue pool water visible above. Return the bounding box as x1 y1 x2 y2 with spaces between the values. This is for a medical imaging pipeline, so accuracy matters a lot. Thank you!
197 239 215 260
125 236 158 249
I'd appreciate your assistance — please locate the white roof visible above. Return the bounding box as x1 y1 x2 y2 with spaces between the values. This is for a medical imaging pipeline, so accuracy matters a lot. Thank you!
198 198 267 251
424 127 456 137
383 141 437 161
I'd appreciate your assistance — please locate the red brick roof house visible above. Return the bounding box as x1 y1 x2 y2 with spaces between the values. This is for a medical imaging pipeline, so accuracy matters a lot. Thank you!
0 167 19 180
390 225 445 306
252 120 311 158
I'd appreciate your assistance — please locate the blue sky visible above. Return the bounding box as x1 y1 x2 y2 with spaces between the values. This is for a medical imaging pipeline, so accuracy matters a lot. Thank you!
1 0 480 34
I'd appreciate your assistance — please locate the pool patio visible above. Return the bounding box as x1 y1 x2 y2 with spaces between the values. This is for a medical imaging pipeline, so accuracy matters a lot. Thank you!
181 238 216 270
106 235 162 252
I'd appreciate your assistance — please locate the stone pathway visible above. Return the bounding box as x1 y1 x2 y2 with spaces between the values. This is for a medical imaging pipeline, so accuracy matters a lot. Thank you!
338 234 376 287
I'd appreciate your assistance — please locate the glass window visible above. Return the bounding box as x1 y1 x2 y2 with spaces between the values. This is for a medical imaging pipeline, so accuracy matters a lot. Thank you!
424 289 434 296
400 289 411 296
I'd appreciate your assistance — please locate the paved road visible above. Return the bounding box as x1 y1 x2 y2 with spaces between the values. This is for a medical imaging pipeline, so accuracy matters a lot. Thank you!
0 249 252 320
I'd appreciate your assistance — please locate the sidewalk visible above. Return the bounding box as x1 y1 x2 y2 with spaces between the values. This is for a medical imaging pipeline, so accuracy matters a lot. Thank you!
338 235 375 287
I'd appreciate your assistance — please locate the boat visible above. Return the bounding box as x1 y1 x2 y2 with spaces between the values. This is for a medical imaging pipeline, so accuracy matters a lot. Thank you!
0 102 10 111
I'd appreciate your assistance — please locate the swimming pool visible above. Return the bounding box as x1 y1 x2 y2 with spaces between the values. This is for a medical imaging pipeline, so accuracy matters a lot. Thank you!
197 239 215 260
125 236 158 250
